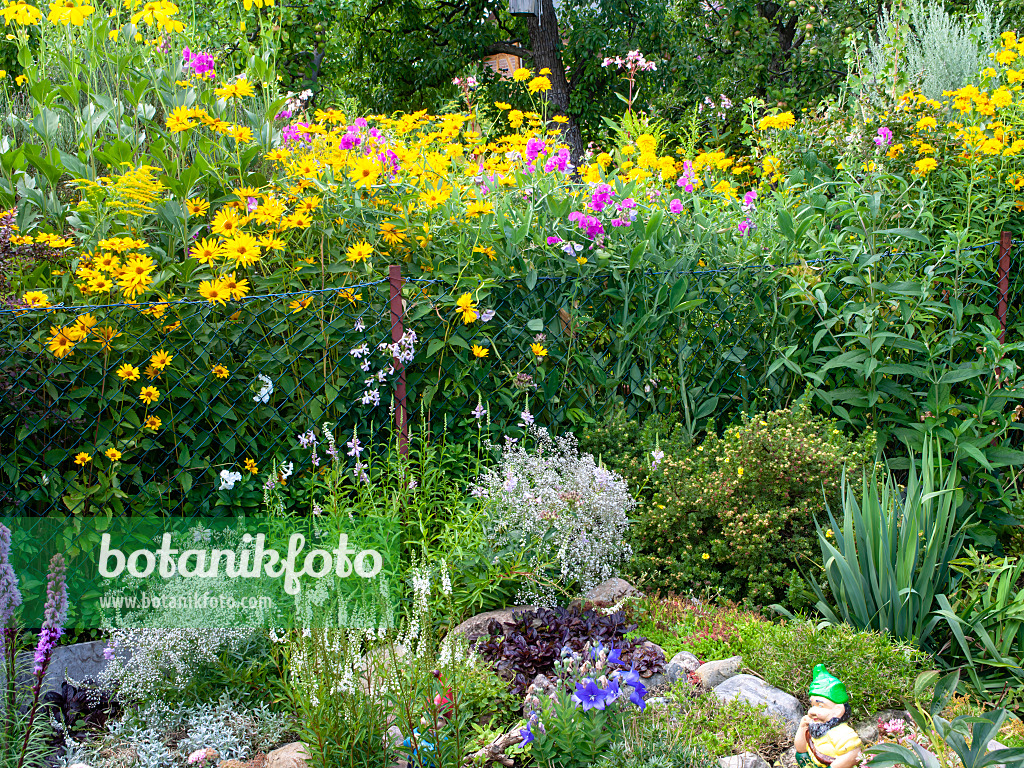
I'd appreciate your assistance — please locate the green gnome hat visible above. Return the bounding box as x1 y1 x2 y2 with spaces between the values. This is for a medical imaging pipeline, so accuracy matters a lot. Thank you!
808 664 849 703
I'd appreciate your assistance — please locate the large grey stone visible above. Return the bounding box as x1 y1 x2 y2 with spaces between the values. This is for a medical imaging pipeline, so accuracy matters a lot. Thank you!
695 656 742 688
451 606 538 642
267 742 310 768
719 752 770 768
713 674 804 736
584 578 639 604
0 641 114 701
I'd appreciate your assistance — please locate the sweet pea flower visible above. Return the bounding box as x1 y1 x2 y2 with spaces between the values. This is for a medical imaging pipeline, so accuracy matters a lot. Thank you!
669 198 684 214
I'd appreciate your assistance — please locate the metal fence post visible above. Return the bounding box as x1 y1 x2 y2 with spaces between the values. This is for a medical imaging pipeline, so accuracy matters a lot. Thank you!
389 264 409 455
999 231 1012 343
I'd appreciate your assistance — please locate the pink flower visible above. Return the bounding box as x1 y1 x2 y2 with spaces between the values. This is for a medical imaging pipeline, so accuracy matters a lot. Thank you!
547 235 563 245
874 127 893 147
737 219 754 236
669 198 684 214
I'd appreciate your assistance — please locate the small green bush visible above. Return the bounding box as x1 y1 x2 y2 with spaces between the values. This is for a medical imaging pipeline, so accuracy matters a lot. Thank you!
597 732 721 768
739 619 928 719
668 687 789 760
628 403 875 607
578 407 693 501
624 596 763 661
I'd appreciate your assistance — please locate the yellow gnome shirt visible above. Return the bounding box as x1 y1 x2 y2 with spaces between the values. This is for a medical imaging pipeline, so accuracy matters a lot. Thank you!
808 724 863 767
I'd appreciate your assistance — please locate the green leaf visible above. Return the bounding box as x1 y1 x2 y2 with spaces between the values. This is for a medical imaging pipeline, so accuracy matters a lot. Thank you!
527 318 544 332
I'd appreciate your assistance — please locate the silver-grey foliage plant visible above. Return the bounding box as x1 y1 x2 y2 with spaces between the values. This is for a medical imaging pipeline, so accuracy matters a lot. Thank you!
866 0 1002 101
473 427 635 603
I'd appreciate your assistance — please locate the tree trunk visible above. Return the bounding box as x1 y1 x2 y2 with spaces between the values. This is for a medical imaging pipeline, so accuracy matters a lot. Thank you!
525 0 585 165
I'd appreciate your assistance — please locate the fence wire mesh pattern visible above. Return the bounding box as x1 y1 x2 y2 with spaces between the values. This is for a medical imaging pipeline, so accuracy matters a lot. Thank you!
1 240 1019 517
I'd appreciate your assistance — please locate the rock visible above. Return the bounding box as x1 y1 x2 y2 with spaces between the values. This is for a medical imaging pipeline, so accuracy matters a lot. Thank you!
695 656 743 688
643 649 700 691
780 746 797 768
387 725 405 746
667 650 702 676
68 764 94 768
713 674 804 736
266 742 310 768
450 606 538 642
0 641 117 706
218 761 249 768
719 752 770 768
647 697 671 707
584 578 639 604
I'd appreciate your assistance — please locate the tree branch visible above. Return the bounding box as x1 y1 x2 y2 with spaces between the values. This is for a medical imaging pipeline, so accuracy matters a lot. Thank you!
483 41 532 58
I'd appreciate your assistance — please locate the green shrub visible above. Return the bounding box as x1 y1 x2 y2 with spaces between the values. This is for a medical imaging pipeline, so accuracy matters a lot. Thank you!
739 619 928 719
597 731 721 768
624 596 763 662
667 687 789 760
578 407 694 502
628 403 875 607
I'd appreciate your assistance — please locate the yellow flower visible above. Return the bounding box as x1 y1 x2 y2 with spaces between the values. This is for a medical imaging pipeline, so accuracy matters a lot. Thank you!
243 457 258 473
139 386 160 404
757 111 795 130
220 271 250 300
222 233 262 267
190 237 222 265
47 0 94 26
527 76 551 94
117 363 140 381
512 67 531 82
914 157 937 175
288 295 313 313
455 292 478 324
22 290 50 308
701 553 710 560
150 349 173 370
212 364 230 378
1 1 43 25
105 448 122 461
47 326 76 357
199 279 229 305
465 200 494 217
346 240 373 263
576 256 587 265
165 105 195 133
144 415 162 430
531 342 548 358
471 344 489 358
74 451 92 466
348 156 381 188
737 466 744 477
826 529 834 538
916 117 938 133
15 74 25 86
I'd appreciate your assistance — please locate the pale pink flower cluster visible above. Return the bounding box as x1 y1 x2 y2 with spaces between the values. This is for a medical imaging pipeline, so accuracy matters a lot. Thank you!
602 50 657 72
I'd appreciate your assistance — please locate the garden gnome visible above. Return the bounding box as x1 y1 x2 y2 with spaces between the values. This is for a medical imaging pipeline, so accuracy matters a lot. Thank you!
794 665 863 768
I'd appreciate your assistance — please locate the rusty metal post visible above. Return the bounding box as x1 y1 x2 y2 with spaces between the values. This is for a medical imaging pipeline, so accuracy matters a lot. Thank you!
998 231 1012 343
389 264 409 455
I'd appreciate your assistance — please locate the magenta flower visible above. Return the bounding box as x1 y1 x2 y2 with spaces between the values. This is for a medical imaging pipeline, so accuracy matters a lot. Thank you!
874 127 893 147
737 219 754 236
669 198 684 214
547 235 563 245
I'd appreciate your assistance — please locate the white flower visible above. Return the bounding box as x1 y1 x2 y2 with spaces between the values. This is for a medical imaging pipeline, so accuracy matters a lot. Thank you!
253 374 273 404
280 461 294 480
219 470 242 490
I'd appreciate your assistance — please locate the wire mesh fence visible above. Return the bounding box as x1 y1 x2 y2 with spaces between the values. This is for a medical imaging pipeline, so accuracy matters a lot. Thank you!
1 238 1019 519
